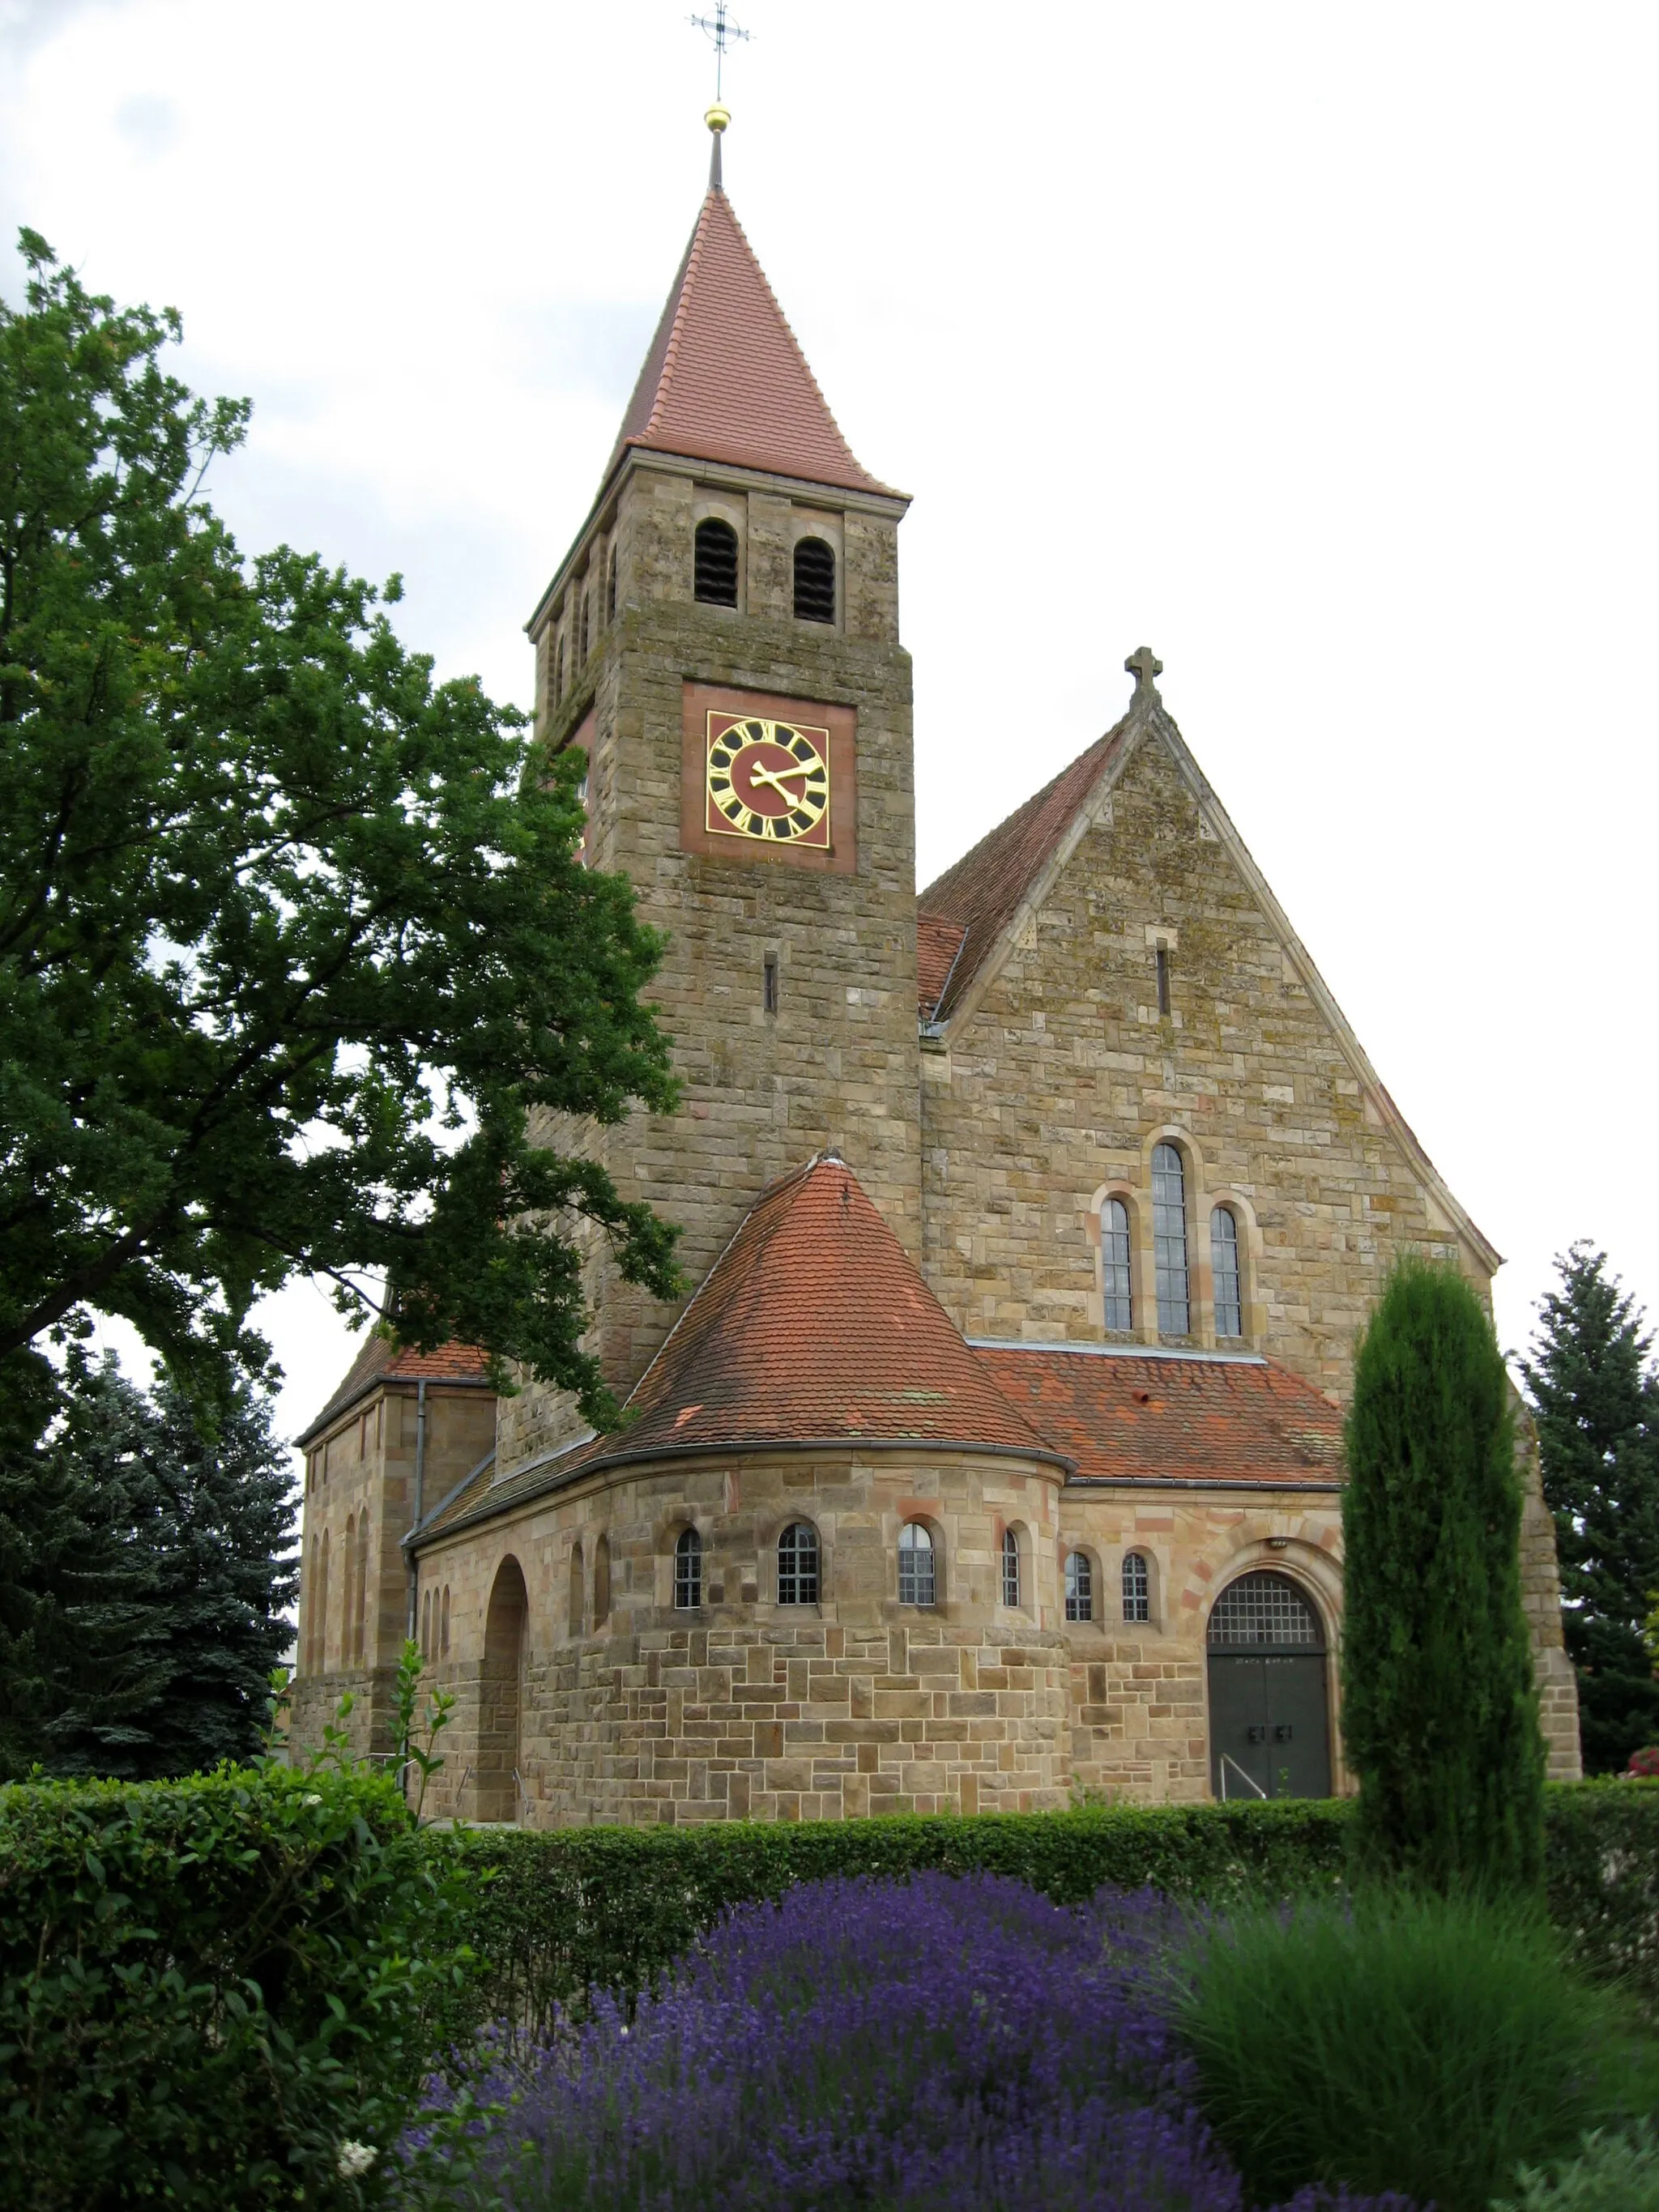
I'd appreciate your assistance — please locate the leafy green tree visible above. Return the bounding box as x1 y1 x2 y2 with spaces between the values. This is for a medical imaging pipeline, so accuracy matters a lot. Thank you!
1341 1259 1545 1891
1520 1245 1659 1774
0 1353 296 1779
0 229 680 1442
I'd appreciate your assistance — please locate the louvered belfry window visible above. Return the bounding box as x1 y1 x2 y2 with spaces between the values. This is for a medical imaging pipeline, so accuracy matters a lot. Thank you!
1152 1143 1190 1336
1102 1196 1132 1331
694 518 740 606
793 536 835 622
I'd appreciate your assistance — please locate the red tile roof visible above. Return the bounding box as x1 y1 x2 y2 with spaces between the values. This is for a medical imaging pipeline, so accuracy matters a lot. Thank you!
916 913 968 1023
915 718 1129 1021
297 1335 493 1447
607 188 894 497
976 1345 1346 1486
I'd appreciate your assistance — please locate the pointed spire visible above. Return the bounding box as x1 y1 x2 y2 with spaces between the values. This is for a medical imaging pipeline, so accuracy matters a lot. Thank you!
602 123 894 497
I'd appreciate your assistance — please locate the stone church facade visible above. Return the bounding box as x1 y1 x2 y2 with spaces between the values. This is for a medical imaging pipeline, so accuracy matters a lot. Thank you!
290 119 1580 1822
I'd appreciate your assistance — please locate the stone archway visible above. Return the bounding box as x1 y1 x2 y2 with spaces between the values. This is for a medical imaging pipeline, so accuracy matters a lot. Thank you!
478 1556 528 1823
1206 1570 1332 1801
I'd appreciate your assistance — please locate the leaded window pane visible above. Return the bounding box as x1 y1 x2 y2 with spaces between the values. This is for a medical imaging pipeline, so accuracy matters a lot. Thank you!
1122 1549 1150 1623
1206 1571 1321 1647
1064 1550 1093 1622
898 1521 935 1606
778 1521 820 1605
1001 1528 1021 1609
1152 1143 1190 1335
674 1527 702 1610
1212 1206 1243 1338
1102 1197 1132 1332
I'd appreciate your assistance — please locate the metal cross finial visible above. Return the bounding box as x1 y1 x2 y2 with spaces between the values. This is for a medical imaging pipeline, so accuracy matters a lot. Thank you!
1125 646 1163 701
689 1 751 101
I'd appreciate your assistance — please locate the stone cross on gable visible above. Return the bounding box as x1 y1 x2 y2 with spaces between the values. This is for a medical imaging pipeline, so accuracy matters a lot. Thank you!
1125 646 1163 701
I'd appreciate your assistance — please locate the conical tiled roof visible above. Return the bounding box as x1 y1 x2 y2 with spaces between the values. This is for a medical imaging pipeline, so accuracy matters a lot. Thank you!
606 186 893 497
603 1154 1065 1462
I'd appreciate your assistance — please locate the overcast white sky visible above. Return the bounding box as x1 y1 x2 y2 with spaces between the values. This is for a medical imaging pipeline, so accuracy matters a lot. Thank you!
4 0 1656 1454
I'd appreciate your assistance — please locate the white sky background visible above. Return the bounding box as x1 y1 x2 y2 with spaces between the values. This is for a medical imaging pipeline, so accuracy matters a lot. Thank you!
2 0 1656 1459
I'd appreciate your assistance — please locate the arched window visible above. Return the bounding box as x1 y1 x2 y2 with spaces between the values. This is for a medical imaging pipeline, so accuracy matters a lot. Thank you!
555 633 565 703
693 518 739 606
607 546 617 623
353 1518 368 1665
674 1527 703 1609
1211 1206 1243 1338
1152 1143 1190 1335
440 1584 450 1658
579 586 591 664
1207 1571 1322 1647
1123 1550 1151 1624
1064 1550 1094 1622
344 1515 358 1667
594 1535 611 1627
792 536 835 623
898 1521 936 1606
1101 1196 1132 1331
778 1521 820 1605
318 1530 331 1671
1000 1527 1021 1609
569 1540 584 1637
420 1586 432 1662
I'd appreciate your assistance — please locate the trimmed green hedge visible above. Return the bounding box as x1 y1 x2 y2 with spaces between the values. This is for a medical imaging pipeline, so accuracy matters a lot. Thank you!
448 1783 1659 2042
0 1766 476 2210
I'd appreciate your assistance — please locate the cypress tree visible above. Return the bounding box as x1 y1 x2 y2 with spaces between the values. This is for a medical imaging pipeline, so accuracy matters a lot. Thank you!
1520 1245 1659 1774
1341 1259 1545 1891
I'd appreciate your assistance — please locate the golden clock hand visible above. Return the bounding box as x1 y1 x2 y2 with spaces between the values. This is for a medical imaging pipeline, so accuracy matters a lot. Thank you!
747 762 816 799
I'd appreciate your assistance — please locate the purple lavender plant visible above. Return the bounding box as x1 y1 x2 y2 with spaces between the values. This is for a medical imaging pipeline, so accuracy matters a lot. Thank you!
406 1875 1417 2212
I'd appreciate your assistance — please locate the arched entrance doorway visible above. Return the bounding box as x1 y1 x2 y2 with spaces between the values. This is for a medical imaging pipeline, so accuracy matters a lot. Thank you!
479 1556 528 1823
1206 1570 1332 1801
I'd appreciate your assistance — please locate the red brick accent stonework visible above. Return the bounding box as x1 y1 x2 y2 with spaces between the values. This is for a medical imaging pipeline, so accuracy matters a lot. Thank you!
290 142 1581 1809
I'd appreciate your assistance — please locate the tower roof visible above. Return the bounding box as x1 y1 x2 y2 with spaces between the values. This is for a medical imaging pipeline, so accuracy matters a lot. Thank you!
606 185 894 497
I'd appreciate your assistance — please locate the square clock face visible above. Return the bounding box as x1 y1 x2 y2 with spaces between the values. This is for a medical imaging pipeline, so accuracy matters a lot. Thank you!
704 710 832 848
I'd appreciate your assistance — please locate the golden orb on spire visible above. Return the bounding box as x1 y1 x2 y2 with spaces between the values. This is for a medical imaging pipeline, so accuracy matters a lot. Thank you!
706 103 731 134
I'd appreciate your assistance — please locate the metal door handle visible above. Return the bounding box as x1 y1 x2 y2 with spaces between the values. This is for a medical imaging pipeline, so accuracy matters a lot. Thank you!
1273 1724 1294 1742
1247 1725 1266 1743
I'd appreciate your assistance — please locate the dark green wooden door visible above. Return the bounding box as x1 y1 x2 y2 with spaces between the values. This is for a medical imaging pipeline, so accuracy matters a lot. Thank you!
1206 1572 1332 1801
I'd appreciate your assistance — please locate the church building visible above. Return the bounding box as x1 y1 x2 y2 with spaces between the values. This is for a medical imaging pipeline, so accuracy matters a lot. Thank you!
290 112 1580 1821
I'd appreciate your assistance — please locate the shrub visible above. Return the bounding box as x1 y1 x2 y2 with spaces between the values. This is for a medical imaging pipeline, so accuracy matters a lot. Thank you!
1628 1746 1659 1777
1342 1259 1545 1891
0 1763 477 2210
1545 1776 1659 2012
1495 2120 1659 2210
416 1874 1413 2212
1172 1888 1634 2212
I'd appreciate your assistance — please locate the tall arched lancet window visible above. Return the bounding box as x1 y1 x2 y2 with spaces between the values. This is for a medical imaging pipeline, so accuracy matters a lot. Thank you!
555 633 565 703
674 1527 703 1609
693 518 740 606
353 1519 368 1665
606 547 617 622
569 1541 584 1637
793 537 835 623
594 1535 611 1627
1064 1551 1094 1622
1122 1550 1151 1623
318 1531 331 1671
1211 1206 1243 1339
898 1522 936 1606
420 1587 432 1661
777 1522 820 1605
579 586 591 663
343 1515 357 1667
440 1584 450 1658
1152 1143 1190 1335
1101 1197 1132 1331
1000 1528 1021 1609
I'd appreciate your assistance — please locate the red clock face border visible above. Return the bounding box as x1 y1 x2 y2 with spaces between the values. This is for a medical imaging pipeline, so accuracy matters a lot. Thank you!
704 712 833 848
680 684 857 875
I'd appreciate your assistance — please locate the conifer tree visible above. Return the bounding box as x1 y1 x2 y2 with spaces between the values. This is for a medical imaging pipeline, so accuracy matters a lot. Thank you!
1341 1259 1544 1890
0 1356 296 1779
1520 1245 1659 1773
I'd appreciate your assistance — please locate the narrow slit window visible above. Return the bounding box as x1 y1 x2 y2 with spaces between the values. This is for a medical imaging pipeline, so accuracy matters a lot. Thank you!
607 547 617 622
420 1587 432 1661
1064 1551 1093 1622
763 951 779 1015
1001 1528 1021 1609
1212 1207 1243 1338
1155 944 1171 1016
1152 1142 1190 1335
898 1522 936 1606
440 1584 450 1657
1102 1196 1132 1331
555 633 565 703
579 587 591 663
569 1541 584 1637
793 536 836 623
1123 1550 1151 1624
777 1522 820 1605
693 518 740 606
674 1526 703 1609
594 1535 611 1626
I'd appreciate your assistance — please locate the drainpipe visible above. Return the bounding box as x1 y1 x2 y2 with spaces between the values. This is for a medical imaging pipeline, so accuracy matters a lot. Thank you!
406 1379 428 1642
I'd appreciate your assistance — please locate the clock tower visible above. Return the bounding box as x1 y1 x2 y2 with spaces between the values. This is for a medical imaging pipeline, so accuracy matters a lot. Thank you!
503 111 919 1474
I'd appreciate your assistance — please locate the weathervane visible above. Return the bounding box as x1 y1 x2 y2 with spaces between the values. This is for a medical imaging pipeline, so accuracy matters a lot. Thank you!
689 1 750 103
